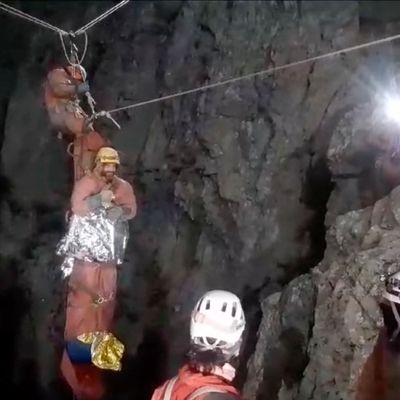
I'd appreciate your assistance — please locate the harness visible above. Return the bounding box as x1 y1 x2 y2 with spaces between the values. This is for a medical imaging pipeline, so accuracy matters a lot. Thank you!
162 377 227 400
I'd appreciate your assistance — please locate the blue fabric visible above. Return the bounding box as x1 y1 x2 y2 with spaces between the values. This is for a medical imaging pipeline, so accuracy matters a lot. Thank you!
66 340 92 364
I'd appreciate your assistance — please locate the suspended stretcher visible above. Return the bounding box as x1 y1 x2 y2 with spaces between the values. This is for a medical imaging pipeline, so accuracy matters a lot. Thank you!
0 2 133 398
44 59 134 399
43 66 113 398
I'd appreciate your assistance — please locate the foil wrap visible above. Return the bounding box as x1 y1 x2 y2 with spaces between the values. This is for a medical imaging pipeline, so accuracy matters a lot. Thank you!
56 208 129 273
77 331 125 371
60 256 74 278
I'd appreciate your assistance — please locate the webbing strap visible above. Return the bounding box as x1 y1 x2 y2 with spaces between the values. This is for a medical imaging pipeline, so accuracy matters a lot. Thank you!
162 377 228 400
163 376 226 400
187 386 226 400
163 377 178 400
390 301 400 341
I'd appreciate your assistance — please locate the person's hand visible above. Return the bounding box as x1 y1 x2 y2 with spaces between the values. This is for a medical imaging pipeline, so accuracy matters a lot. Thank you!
100 190 114 204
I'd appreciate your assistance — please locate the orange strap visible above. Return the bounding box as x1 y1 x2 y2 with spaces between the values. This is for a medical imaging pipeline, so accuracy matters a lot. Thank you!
162 378 228 400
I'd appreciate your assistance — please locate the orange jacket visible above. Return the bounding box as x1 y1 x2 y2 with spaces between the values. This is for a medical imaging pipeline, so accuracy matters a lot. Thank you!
44 67 88 138
71 173 137 219
355 327 400 400
44 67 81 105
151 365 241 400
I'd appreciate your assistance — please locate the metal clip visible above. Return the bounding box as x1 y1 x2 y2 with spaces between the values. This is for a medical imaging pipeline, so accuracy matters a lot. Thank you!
68 31 78 50
105 112 121 130
93 110 121 130
379 274 388 282
94 296 106 305
85 92 97 116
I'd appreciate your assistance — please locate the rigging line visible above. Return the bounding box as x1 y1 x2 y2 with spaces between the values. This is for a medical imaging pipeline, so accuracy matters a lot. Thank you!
0 1 68 34
106 30 400 114
0 1 128 37
78 31 89 65
74 0 130 35
59 31 89 66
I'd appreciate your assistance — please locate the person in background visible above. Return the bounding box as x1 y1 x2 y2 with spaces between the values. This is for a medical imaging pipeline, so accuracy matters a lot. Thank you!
44 64 107 181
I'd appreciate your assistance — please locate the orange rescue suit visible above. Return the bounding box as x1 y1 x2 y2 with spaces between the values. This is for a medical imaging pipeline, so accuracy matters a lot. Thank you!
70 173 137 219
44 66 106 181
151 365 241 400
61 173 136 400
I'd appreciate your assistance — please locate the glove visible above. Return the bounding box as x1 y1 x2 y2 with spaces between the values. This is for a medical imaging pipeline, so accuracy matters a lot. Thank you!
76 81 90 94
106 206 123 223
87 193 102 211
100 190 115 203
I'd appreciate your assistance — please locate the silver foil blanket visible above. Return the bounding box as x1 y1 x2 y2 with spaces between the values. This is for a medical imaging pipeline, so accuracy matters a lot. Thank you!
56 209 129 270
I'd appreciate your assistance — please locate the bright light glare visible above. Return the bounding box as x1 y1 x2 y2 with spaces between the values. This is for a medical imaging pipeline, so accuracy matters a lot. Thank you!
384 96 400 123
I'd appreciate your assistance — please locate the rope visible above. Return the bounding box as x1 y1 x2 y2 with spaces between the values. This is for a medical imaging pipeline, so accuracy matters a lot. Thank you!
106 30 400 115
90 111 121 129
59 31 89 66
0 1 68 35
0 1 129 37
74 0 130 35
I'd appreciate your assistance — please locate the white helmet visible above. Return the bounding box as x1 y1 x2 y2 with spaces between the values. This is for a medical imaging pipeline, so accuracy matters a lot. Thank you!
190 290 246 356
383 271 400 304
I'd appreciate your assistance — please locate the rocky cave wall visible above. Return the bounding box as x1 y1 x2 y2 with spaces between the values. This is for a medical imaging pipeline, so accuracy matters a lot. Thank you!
1 1 400 399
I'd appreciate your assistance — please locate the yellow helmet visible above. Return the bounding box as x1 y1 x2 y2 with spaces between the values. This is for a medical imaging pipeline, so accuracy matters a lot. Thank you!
95 147 120 165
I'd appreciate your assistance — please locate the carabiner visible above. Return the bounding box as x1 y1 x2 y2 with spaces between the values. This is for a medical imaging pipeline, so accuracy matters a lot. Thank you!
94 296 105 305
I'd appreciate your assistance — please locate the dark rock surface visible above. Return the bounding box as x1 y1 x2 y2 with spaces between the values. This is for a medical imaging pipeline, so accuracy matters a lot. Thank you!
1 1 400 399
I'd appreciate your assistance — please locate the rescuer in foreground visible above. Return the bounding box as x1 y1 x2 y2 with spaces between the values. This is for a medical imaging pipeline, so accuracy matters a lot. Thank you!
151 290 246 400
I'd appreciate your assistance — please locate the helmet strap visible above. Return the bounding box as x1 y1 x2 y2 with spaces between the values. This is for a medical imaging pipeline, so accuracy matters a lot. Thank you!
203 363 236 382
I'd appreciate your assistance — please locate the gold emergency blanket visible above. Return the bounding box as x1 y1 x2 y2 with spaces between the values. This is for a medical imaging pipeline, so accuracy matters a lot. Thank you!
77 331 125 371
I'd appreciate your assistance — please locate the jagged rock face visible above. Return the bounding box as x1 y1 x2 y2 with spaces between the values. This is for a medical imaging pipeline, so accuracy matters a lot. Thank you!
326 99 400 216
2 1 400 399
297 189 400 400
243 274 316 400
324 19 400 221
247 187 400 400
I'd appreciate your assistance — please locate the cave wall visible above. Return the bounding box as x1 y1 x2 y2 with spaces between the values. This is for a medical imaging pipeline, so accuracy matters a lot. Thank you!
1 1 400 399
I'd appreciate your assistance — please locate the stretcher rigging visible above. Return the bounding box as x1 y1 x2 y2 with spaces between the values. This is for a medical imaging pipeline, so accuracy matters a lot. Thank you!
4 2 400 399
